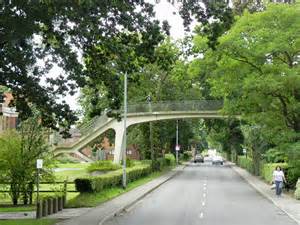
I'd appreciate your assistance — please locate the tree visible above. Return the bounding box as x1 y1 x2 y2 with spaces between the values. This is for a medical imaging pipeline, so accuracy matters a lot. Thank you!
0 1 165 135
0 115 51 205
210 3 300 145
179 0 234 49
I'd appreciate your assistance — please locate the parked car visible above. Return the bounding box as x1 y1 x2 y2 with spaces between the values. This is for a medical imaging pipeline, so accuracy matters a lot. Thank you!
194 154 204 163
204 155 213 162
212 156 224 165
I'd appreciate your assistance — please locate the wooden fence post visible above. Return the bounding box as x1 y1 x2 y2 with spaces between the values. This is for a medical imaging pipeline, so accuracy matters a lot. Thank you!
63 180 67 207
42 199 48 217
36 201 42 219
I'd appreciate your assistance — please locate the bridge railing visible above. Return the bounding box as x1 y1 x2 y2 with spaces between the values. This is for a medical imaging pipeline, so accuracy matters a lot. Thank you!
127 100 223 113
53 100 223 147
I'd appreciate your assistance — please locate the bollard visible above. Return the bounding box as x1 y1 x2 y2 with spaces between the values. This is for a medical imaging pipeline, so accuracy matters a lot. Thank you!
63 194 66 208
53 197 58 213
47 198 53 215
36 201 42 219
42 199 48 217
58 196 63 211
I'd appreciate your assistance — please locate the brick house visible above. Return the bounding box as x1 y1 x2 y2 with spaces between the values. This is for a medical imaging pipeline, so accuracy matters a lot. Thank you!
0 92 18 132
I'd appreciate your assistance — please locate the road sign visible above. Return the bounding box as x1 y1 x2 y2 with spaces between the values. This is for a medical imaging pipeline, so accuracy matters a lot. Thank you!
36 159 43 169
175 145 180 151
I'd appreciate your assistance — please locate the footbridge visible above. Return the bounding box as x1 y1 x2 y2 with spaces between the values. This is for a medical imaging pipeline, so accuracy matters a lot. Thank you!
52 100 225 163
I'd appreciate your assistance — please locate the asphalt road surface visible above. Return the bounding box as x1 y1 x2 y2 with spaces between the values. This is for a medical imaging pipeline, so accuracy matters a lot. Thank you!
105 162 297 225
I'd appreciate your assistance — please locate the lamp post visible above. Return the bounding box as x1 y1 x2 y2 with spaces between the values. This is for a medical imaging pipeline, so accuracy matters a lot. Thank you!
122 72 127 189
146 94 154 169
176 119 179 165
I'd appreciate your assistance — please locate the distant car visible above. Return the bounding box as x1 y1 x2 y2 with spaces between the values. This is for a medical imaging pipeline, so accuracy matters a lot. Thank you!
194 154 204 163
204 155 213 162
212 156 224 165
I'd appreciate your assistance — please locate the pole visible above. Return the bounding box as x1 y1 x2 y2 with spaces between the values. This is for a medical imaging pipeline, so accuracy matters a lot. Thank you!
176 120 179 165
122 72 127 189
148 95 154 170
36 168 40 219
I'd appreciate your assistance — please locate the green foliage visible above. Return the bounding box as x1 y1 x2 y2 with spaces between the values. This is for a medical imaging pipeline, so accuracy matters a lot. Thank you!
295 179 300 200
264 148 288 163
87 161 121 173
0 219 57 225
237 156 255 174
260 163 288 183
182 152 190 161
164 153 176 166
75 165 151 193
209 3 300 145
0 115 51 205
1 1 166 134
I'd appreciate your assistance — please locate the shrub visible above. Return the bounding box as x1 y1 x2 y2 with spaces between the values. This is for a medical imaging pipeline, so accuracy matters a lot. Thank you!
164 153 175 166
183 152 190 161
75 165 151 193
87 160 121 173
237 156 255 174
126 158 134 168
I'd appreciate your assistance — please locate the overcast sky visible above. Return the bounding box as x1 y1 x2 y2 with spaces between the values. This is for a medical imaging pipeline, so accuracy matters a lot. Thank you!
62 1 187 111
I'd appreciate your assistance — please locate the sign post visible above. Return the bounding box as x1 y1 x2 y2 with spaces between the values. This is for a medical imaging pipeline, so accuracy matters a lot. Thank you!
36 159 43 217
176 120 179 165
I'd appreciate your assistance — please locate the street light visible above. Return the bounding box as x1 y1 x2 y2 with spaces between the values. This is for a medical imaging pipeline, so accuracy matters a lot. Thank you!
146 94 154 169
176 119 179 165
122 72 127 189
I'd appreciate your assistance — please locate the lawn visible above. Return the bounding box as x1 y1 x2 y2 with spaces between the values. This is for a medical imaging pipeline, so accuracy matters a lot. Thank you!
67 167 172 208
0 205 35 213
0 219 58 225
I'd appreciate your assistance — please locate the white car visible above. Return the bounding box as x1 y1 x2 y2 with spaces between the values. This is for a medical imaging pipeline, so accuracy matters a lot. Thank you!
212 156 224 165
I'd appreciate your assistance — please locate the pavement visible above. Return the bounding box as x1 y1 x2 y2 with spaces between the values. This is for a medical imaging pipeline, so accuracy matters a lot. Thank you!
104 162 299 225
230 163 300 224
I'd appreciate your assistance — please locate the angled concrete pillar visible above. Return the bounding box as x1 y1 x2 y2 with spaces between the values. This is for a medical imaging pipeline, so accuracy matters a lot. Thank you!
113 124 125 164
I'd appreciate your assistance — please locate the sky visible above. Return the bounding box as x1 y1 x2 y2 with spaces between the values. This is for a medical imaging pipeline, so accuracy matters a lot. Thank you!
62 0 187 111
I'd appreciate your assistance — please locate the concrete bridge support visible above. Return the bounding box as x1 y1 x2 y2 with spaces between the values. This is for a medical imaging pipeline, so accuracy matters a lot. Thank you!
113 123 125 164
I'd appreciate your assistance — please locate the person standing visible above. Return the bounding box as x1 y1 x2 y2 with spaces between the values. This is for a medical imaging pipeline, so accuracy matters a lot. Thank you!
272 166 286 197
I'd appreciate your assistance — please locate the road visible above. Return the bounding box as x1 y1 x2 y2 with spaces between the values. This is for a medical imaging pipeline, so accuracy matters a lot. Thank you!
105 162 297 225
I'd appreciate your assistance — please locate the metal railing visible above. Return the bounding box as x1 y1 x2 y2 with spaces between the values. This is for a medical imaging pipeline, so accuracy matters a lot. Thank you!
126 100 223 113
53 100 223 146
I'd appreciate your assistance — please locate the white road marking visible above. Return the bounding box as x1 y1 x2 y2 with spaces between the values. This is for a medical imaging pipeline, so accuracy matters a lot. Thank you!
203 193 206 198
199 212 204 219
203 186 207 190
202 201 206 206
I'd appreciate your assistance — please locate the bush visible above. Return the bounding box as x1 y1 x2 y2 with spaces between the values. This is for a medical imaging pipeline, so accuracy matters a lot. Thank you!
183 152 190 161
126 158 134 168
87 160 121 173
164 153 175 166
237 156 255 174
75 165 151 193
295 179 300 200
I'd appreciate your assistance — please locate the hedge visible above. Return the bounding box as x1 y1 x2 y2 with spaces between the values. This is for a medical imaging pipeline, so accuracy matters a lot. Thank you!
295 179 300 200
237 156 255 174
260 163 288 183
164 154 175 166
87 160 121 173
75 165 151 193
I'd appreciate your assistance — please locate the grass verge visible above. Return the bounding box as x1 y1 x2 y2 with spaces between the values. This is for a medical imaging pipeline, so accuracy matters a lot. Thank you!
0 219 58 225
67 167 173 208
0 205 35 213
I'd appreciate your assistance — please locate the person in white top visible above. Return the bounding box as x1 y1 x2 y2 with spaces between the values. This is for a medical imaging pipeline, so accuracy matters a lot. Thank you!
272 166 286 196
